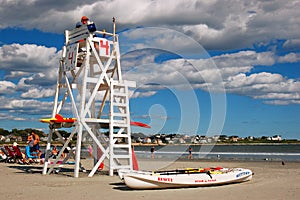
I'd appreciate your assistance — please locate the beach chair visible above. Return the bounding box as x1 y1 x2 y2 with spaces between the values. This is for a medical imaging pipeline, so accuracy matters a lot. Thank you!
14 145 32 164
4 145 26 164
1 147 14 163
12 145 26 163
4 146 19 163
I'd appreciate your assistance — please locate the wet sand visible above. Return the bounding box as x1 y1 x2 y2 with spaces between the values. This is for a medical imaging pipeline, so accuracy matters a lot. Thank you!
0 159 299 200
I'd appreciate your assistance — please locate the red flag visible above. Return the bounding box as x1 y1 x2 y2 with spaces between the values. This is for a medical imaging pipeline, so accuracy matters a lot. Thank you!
132 147 139 170
130 121 151 128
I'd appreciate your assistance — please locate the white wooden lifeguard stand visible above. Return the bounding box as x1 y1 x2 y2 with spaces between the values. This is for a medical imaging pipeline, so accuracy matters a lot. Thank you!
42 18 135 177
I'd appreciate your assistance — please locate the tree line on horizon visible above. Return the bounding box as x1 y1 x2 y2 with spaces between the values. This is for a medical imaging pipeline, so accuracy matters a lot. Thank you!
0 128 70 142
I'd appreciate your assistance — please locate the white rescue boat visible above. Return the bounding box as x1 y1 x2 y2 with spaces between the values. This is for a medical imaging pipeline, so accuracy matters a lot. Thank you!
120 167 253 189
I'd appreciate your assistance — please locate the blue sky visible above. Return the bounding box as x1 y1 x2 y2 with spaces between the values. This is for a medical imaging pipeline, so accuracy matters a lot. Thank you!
0 0 299 139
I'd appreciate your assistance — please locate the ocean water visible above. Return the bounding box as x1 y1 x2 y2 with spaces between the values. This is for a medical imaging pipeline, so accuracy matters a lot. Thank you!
34 143 300 162
133 144 300 162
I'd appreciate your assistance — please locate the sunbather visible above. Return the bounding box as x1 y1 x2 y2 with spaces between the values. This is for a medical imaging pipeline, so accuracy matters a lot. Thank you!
0 148 7 162
51 146 58 159
1 147 14 163
5 143 28 164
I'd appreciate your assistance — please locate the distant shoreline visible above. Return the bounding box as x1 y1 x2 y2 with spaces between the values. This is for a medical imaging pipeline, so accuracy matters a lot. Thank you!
2 141 300 147
132 142 300 146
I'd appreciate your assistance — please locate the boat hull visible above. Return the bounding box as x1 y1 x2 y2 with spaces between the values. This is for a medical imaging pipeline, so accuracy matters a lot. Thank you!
122 168 252 189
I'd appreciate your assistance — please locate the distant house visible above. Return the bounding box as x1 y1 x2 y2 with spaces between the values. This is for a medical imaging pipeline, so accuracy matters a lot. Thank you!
218 135 229 142
271 135 282 141
40 137 48 142
247 136 254 141
178 138 186 144
182 134 190 140
230 136 239 142
136 137 143 143
143 137 151 144
0 135 5 142
199 139 207 144
212 135 219 142
156 139 163 145
16 136 23 142
191 136 199 144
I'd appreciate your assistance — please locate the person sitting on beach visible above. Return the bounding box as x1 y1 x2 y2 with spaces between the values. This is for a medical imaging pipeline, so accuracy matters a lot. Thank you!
12 142 29 164
0 148 7 161
25 145 39 163
62 139 73 158
51 146 58 159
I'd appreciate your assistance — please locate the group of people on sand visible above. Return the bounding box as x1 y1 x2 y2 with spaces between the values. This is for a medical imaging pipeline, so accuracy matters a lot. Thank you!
0 131 45 164
0 131 71 165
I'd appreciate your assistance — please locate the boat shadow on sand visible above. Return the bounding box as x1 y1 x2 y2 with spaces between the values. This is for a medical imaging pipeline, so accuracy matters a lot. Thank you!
110 181 249 191
110 182 135 191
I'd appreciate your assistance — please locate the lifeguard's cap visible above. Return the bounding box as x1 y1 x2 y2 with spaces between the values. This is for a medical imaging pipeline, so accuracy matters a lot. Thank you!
81 16 89 21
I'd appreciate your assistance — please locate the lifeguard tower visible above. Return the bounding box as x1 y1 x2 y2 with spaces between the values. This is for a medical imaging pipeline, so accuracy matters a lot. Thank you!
42 18 136 177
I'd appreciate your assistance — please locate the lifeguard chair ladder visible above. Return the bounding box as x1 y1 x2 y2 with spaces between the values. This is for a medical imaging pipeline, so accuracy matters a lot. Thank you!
42 18 135 177
109 80 133 176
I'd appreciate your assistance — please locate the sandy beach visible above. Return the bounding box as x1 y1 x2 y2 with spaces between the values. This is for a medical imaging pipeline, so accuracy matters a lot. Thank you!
0 159 299 200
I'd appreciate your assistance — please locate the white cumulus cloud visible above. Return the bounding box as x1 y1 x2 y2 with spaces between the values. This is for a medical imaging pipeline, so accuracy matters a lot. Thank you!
0 81 17 94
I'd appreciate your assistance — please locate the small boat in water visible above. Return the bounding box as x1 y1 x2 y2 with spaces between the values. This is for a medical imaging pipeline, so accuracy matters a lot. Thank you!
119 167 253 189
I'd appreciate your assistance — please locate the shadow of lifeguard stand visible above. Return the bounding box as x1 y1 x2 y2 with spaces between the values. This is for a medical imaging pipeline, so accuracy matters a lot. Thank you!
42 18 135 177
